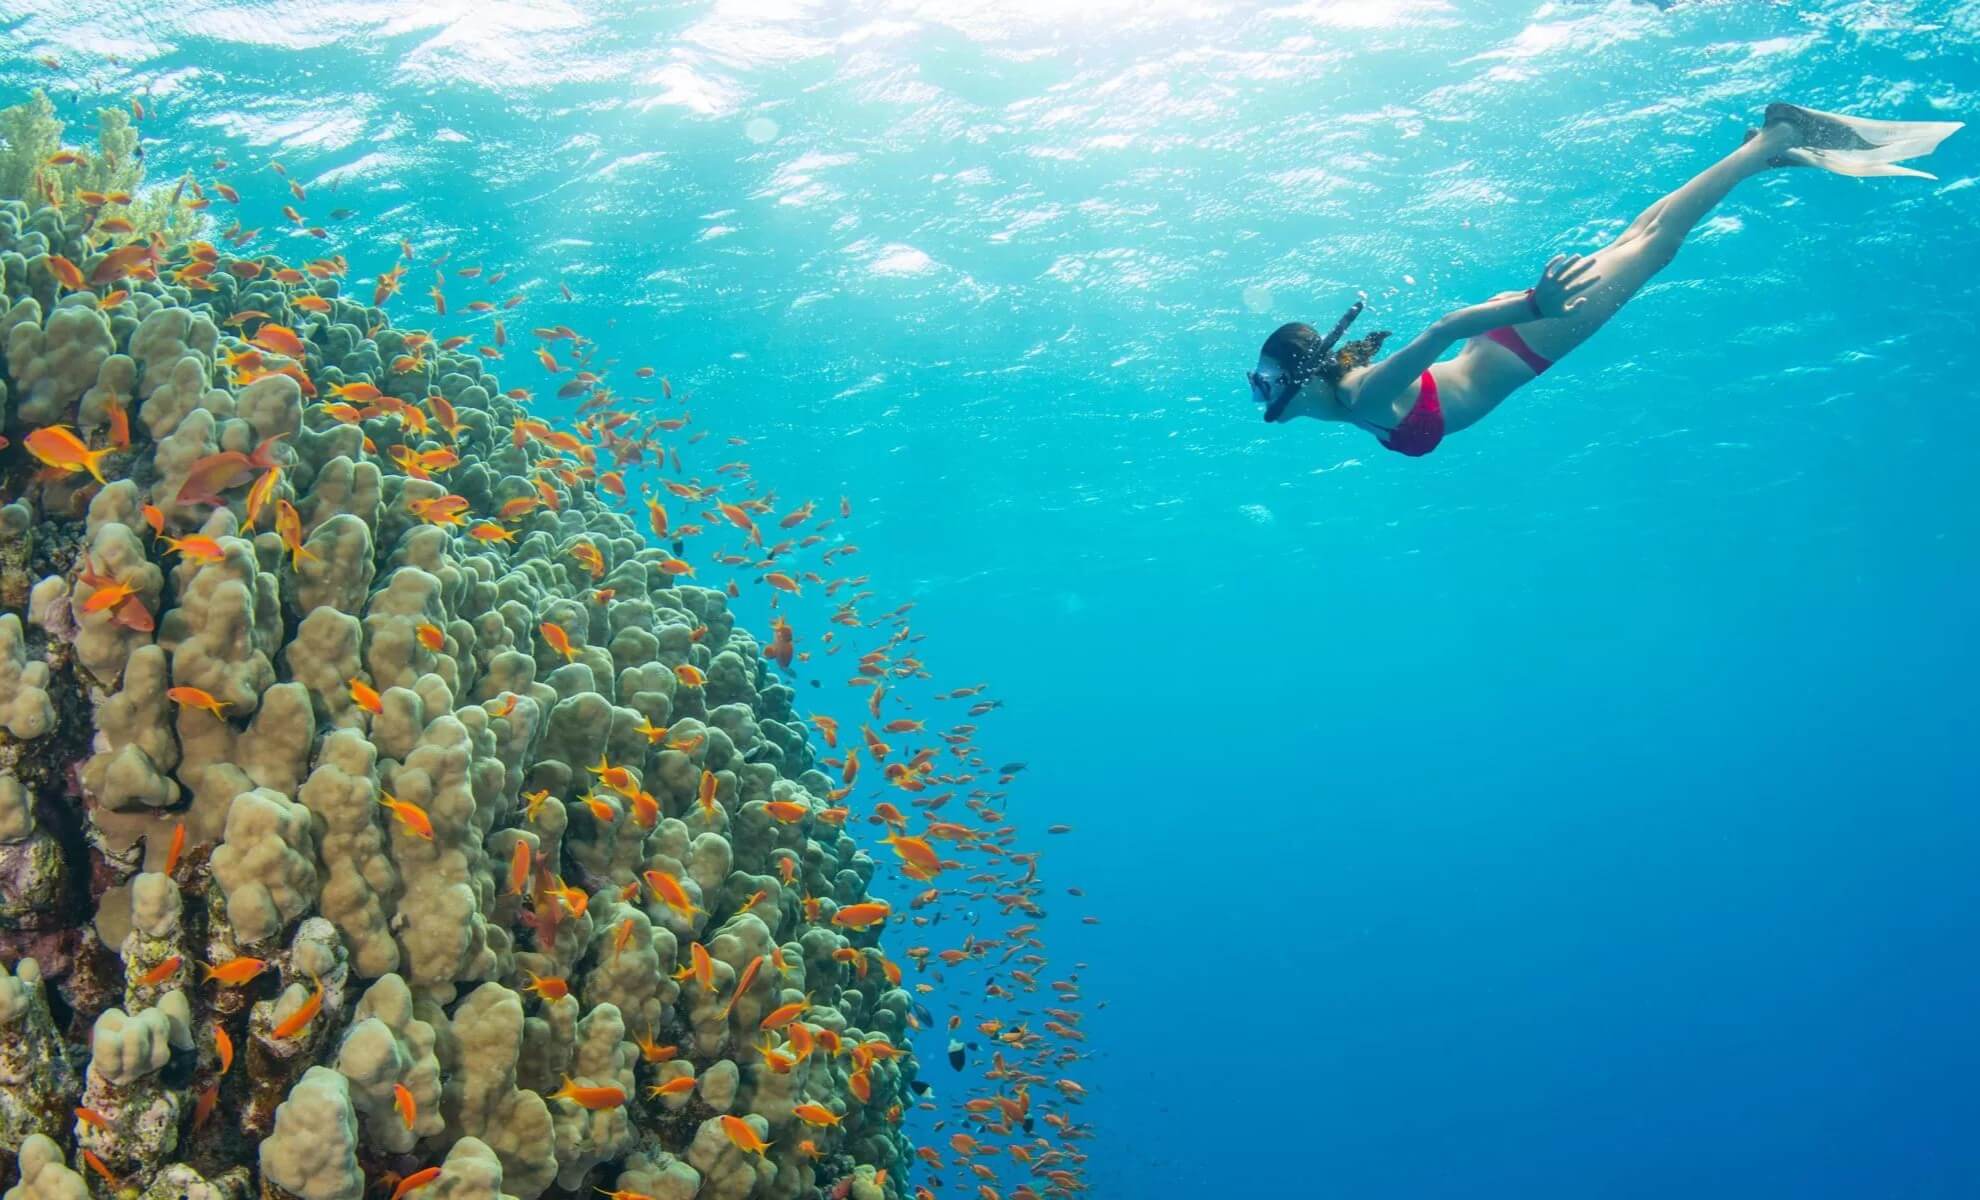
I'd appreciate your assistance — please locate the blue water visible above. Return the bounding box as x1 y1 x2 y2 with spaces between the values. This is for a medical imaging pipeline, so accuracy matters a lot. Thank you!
9 1 1980 1196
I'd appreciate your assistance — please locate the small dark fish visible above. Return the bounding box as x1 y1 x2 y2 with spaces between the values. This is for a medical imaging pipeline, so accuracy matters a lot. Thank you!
947 1038 966 1071
329 207 356 220
998 762 1027 774
912 1001 934 1028
909 1079 932 1096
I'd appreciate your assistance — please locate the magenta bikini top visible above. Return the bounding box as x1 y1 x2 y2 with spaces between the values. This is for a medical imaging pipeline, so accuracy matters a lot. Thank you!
1377 370 1444 457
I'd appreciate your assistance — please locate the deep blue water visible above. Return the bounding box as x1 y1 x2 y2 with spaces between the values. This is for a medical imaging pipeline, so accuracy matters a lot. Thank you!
6 1 1979 1196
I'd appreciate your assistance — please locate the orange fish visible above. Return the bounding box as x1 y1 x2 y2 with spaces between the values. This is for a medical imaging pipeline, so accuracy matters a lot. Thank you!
674 664 706 688
508 840 532 895
644 868 701 921
136 954 182 986
328 380 382 404
571 541 606 578
161 534 226 564
390 1167 442 1200
677 941 716 992
74 1105 112 1132
416 622 445 652
80 579 138 615
24 425 113 483
104 393 132 449
648 1074 697 1098
760 996 809 1030
244 466 282 527
48 254 87 289
719 1114 771 1156
164 822 187 875
549 1076 626 1110
721 955 764 1021
882 834 947 879
192 1082 220 1131
251 324 307 359
832 901 891 931
467 521 516 543
793 1102 842 1127
378 791 434 839
589 753 634 795
201 956 268 985
176 449 256 506
764 801 808 824
270 973 324 1040
551 879 588 917
540 621 577 661
349 676 384 714
81 1149 118 1185
275 499 318 569
215 1025 234 1074
393 1082 416 1129
90 242 156 286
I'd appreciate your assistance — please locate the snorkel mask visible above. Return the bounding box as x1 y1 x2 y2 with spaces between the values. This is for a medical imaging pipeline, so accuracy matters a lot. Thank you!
1251 299 1366 423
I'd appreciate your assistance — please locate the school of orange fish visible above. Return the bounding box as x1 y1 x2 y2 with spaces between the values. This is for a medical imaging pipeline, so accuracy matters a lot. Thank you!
15 81 1093 1200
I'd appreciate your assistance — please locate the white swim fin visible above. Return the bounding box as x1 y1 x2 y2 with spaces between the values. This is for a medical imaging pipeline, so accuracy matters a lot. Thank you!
1763 102 1964 180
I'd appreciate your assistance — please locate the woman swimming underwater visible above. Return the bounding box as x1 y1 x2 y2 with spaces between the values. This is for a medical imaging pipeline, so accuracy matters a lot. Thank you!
1249 104 1963 457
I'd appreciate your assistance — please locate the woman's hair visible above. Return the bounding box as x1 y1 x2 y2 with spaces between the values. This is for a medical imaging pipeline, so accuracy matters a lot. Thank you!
1260 316 1391 389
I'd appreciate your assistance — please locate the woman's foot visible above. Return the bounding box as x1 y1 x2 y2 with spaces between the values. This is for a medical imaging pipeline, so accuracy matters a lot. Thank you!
1752 102 1964 178
1741 121 1798 167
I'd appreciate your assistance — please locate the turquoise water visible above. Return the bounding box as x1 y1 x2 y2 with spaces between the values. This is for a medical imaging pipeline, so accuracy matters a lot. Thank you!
7 1 1980 1196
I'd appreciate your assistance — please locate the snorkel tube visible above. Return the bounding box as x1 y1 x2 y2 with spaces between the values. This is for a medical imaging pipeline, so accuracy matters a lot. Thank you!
1261 298 1365 423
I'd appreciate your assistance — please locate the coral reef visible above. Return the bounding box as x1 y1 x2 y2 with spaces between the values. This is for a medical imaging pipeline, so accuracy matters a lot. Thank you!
0 91 200 247
0 112 934 1200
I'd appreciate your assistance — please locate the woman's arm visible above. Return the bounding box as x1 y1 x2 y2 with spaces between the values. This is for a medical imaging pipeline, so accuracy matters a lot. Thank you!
1342 293 1537 419
1342 254 1601 419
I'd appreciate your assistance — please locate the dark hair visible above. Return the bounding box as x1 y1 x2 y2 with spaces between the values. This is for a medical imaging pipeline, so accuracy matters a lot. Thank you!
1260 318 1391 390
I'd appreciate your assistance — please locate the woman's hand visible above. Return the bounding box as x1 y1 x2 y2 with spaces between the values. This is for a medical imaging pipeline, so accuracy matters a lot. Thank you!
1529 253 1602 318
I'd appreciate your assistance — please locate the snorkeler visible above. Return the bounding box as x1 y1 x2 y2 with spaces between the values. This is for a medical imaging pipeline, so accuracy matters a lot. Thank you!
1249 104 1963 457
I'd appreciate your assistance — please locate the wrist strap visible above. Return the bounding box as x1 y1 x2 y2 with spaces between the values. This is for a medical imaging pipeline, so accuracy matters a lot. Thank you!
1524 287 1543 319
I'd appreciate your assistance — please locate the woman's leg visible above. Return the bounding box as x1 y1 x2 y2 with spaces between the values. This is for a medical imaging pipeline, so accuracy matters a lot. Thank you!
1515 123 1791 362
